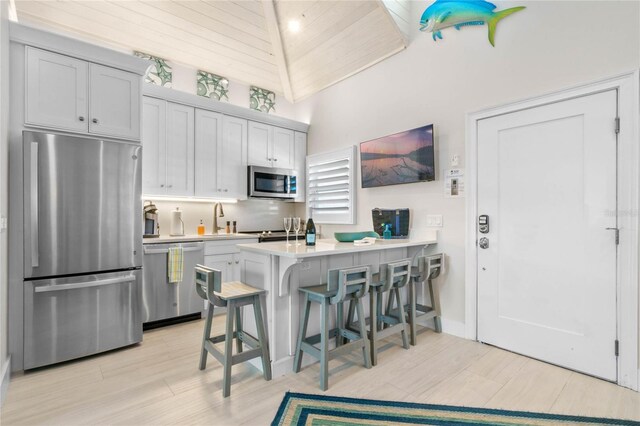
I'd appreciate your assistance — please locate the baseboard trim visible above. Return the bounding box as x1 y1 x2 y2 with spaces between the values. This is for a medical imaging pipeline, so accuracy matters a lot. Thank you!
417 317 467 339
1 356 11 407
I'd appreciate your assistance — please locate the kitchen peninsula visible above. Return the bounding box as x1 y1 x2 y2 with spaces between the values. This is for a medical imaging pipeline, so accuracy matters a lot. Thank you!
236 233 438 377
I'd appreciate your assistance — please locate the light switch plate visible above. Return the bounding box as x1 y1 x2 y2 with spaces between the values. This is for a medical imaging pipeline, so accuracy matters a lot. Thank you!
426 215 443 227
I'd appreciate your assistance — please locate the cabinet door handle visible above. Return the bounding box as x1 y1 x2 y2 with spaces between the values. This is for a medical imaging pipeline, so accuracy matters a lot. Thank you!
274 158 278 162
167 185 173 188
235 260 239 264
92 118 99 124
160 184 165 188
224 189 228 192
78 116 85 122
227 262 232 265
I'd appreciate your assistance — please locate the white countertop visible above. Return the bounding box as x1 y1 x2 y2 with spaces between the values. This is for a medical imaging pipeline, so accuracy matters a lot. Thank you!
143 233 259 244
237 234 437 259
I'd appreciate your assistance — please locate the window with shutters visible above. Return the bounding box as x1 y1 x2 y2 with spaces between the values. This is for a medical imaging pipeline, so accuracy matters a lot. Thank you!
306 146 357 224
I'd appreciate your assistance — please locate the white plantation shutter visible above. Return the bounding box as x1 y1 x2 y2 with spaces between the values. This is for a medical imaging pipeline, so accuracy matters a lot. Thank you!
306 146 357 224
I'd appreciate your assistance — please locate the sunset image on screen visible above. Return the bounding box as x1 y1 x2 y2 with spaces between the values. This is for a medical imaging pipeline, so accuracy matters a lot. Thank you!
360 124 435 188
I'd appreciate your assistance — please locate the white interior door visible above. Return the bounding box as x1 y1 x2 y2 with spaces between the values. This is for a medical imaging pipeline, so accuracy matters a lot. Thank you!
477 90 618 381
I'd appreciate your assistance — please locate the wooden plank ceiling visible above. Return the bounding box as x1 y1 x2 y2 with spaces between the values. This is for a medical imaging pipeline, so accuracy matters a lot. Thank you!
14 0 407 102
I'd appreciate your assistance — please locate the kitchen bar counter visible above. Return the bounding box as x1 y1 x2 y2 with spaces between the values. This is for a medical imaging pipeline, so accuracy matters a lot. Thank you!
143 233 258 244
236 231 438 377
237 235 438 259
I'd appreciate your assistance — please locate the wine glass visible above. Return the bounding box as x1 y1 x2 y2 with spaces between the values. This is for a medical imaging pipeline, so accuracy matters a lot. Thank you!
293 217 301 246
284 217 292 246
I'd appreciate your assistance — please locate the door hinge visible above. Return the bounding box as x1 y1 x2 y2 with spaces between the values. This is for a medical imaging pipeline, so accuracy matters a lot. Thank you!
615 117 620 134
615 340 619 356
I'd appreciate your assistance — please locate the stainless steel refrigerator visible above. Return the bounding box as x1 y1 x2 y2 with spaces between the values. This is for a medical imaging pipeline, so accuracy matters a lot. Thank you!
22 131 143 369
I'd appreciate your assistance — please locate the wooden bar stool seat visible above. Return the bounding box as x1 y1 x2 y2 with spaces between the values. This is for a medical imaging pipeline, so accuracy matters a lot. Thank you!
407 254 444 345
293 265 372 391
195 265 272 398
348 259 412 366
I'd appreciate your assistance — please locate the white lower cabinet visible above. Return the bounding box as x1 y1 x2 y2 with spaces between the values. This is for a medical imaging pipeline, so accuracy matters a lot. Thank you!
203 239 257 282
204 253 236 283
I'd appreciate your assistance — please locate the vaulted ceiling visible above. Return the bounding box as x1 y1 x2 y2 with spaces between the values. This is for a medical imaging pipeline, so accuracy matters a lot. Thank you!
14 0 411 102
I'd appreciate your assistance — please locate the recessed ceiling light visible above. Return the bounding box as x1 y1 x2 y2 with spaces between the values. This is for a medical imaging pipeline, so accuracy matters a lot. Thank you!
288 20 301 33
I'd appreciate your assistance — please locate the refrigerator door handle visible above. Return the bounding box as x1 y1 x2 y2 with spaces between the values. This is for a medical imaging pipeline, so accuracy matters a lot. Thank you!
30 142 39 268
34 275 137 293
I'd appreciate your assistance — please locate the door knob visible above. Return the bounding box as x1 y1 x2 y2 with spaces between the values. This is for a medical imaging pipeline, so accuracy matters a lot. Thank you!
479 237 489 249
78 116 85 122
92 118 99 124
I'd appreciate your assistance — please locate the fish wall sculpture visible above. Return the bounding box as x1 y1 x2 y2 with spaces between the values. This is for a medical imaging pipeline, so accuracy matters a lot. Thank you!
420 0 525 46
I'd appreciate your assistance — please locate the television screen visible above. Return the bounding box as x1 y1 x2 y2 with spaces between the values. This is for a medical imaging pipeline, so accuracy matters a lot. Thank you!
360 124 435 188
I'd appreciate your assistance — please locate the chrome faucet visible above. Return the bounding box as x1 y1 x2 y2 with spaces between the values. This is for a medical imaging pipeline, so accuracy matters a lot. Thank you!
212 202 225 234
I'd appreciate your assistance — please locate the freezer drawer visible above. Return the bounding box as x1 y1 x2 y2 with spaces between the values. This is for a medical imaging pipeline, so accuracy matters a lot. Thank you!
24 269 142 369
142 242 204 323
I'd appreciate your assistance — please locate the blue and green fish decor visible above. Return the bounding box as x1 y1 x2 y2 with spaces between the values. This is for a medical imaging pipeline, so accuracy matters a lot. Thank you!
419 0 525 46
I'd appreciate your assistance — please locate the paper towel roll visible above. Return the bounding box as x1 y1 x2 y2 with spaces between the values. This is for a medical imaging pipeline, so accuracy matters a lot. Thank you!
170 207 185 236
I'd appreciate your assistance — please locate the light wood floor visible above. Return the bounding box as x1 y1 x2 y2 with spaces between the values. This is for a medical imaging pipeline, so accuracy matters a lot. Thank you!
2 317 639 425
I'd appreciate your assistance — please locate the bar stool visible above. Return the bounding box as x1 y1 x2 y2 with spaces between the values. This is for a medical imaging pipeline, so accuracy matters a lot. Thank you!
293 265 372 391
195 265 272 398
407 254 444 345
349 259 411 366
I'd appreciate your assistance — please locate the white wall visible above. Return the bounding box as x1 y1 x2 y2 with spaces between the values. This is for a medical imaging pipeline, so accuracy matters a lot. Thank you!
295 1 640 330
0 0 10 404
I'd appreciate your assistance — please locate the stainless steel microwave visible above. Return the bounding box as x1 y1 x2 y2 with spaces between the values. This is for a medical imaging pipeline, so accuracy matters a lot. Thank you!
248 166 297 199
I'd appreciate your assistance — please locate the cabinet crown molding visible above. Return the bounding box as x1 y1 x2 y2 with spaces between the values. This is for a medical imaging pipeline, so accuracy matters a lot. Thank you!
10 22 150 76
143 84 310 133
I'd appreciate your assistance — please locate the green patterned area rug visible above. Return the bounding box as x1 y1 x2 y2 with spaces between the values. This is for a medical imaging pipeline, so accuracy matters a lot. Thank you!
272 392 640 425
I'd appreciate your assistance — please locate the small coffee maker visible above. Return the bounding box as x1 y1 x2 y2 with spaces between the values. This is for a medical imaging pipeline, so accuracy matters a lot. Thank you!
143 201 160 238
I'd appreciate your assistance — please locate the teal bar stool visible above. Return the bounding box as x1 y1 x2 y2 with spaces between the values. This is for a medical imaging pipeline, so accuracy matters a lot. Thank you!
293 265 372 391
195 265 272 398
348 259 411 366
407 253 444 345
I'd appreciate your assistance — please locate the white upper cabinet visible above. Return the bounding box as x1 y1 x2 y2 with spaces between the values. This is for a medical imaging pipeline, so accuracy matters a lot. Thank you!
247 121 272 167
25 47 141 140
166 103 195 196
294 132 307 202
89 64 141 140
248 121 295 169
141 97 167 195
272 127 294 169
26 47 88 132
195 109 223 198
219 116 248 200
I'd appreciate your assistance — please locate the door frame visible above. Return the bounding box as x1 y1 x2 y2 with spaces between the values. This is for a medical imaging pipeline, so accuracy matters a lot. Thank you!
465 71 640 391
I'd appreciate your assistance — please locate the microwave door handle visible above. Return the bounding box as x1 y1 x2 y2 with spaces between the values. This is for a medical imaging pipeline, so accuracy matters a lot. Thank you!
30 142 39 268
34 275 137 293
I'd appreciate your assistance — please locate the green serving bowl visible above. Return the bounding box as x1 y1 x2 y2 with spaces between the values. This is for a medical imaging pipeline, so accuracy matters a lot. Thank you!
334 231 380 242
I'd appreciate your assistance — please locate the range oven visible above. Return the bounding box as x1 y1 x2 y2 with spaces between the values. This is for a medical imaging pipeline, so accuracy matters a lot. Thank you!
248 166 297 199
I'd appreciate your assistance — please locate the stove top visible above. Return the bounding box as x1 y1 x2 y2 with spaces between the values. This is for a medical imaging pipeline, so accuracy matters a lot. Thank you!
247 230 305 243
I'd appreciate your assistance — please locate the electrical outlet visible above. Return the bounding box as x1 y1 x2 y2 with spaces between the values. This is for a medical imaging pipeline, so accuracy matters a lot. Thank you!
426 215 443 227
451 155 460 167
0 216 6 231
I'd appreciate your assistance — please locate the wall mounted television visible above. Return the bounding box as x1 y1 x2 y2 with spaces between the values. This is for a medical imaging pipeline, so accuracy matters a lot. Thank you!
360 124 435 188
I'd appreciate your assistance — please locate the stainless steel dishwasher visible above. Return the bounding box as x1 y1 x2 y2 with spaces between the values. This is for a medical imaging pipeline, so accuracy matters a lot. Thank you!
142 241 205 325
